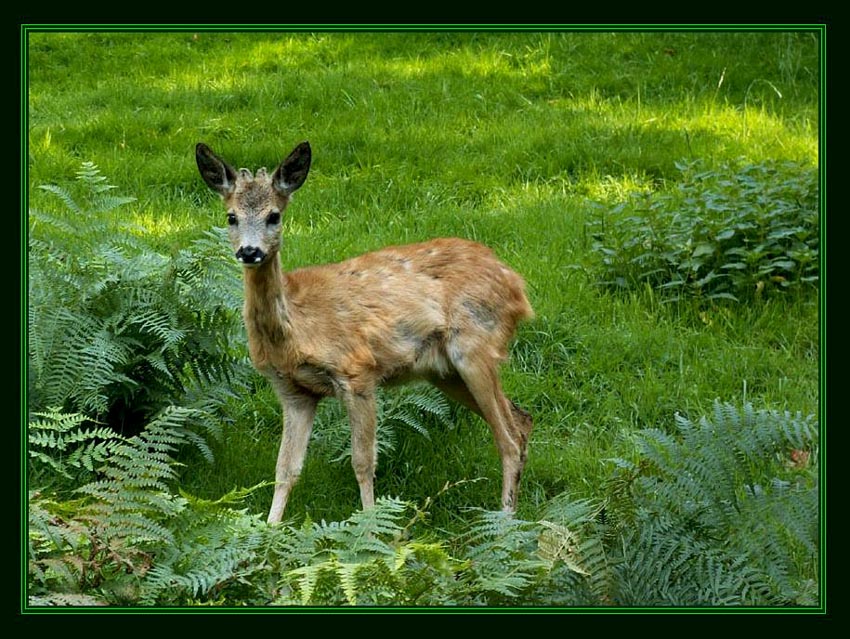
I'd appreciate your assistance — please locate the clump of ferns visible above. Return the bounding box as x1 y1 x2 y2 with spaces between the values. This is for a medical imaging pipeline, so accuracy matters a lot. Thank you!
29 161 249 444
28 407 203 605
604 401 818 606
454 493 611 606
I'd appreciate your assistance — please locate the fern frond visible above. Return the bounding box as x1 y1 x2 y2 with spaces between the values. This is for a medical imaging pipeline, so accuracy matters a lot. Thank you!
287 563 324 605
335 561 361 605
95 512 175 545
386 409 431 439
381 385 452 439
137 509 265 605
64 409 206 550
128 309 185 351
537 521 588 575
28 410 124 480
29 409 89 432
179 482 276 510
91 194 137 212
38 184 81 214
461 510 549 600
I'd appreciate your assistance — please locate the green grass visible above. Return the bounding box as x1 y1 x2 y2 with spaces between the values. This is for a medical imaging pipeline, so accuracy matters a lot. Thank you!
27 30 820 529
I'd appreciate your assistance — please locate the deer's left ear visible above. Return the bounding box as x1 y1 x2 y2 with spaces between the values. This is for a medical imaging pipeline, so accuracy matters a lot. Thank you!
273 141 311 195
196 143 238 197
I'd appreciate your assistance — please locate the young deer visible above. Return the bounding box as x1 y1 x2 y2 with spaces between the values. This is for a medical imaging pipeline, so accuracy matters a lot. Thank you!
196 141 534 523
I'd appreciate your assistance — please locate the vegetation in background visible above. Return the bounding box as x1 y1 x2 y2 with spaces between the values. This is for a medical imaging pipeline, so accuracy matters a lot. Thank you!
25 30 820 608
585 159 819 302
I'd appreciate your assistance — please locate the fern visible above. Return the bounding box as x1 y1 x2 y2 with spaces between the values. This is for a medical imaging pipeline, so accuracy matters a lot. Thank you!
608 401 818 606
110 485 439 606
294 497 408 564
31 478 611 606
29 593 109 607
382 385 452 439
461 510 548 601
457 497 610 606
29 163 248 444
27 407 222 604
38 162 135 216
139 512 265 605
272 498 462 606
538 495 611 602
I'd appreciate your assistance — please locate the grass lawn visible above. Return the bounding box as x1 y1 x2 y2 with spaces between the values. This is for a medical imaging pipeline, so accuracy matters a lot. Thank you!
26 29 820 529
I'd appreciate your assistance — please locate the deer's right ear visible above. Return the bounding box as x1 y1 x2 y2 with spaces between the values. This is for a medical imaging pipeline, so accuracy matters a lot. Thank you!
196 143 237 197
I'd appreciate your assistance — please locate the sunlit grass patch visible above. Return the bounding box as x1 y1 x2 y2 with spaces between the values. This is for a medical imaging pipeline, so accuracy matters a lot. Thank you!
26 29 820 538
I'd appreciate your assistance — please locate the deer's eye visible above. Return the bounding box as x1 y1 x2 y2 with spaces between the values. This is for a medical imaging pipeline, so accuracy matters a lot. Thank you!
267 211 281 225
227 213 238 226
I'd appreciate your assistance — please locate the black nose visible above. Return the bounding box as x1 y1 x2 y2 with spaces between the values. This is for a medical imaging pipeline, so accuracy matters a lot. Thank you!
236 246 266 264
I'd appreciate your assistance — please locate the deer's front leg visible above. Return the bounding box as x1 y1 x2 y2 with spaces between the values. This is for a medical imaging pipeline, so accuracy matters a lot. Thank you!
268 393 318 523
344 392 378 510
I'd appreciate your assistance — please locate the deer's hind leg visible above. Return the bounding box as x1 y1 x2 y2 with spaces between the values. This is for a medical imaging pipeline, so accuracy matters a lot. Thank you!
441 352 532 512
432 375 484 417
434 374 533 454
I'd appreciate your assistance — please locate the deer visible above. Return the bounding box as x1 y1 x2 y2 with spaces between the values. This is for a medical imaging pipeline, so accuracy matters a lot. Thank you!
195 140 535 523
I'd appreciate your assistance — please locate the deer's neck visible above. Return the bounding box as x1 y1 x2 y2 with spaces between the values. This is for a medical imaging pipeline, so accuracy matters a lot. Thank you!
242 257 293 369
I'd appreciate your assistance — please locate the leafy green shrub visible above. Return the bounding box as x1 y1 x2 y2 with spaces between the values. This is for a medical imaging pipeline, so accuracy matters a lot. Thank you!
27 164 261 604
607 402 819 606
458 497 609 606
586 160 819 302
137 486 272 606
269 498 456 606
140 494 612 606
29 420 610 609
258 495 609 607
127 496 458 606
28 162 249 436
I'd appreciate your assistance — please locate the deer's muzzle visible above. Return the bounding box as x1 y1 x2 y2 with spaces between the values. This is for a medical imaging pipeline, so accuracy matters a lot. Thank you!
236 245 266 265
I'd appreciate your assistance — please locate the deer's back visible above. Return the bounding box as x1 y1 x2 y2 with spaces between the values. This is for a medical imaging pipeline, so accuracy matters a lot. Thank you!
280 238 533 394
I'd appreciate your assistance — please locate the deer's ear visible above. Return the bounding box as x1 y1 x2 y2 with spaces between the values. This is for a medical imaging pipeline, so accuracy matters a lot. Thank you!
273 141 311 195
196 143 237 197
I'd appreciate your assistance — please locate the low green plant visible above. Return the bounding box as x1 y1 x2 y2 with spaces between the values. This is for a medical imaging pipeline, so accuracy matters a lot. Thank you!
137 486 272 606
586 159 819 302
28 404 610 607
269 497 452 605
607 401 818 606
266 495 610 606
27 401 818 607
458 496 609 606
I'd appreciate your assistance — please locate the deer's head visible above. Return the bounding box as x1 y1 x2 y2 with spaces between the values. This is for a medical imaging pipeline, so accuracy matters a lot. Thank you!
196 141 311 266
